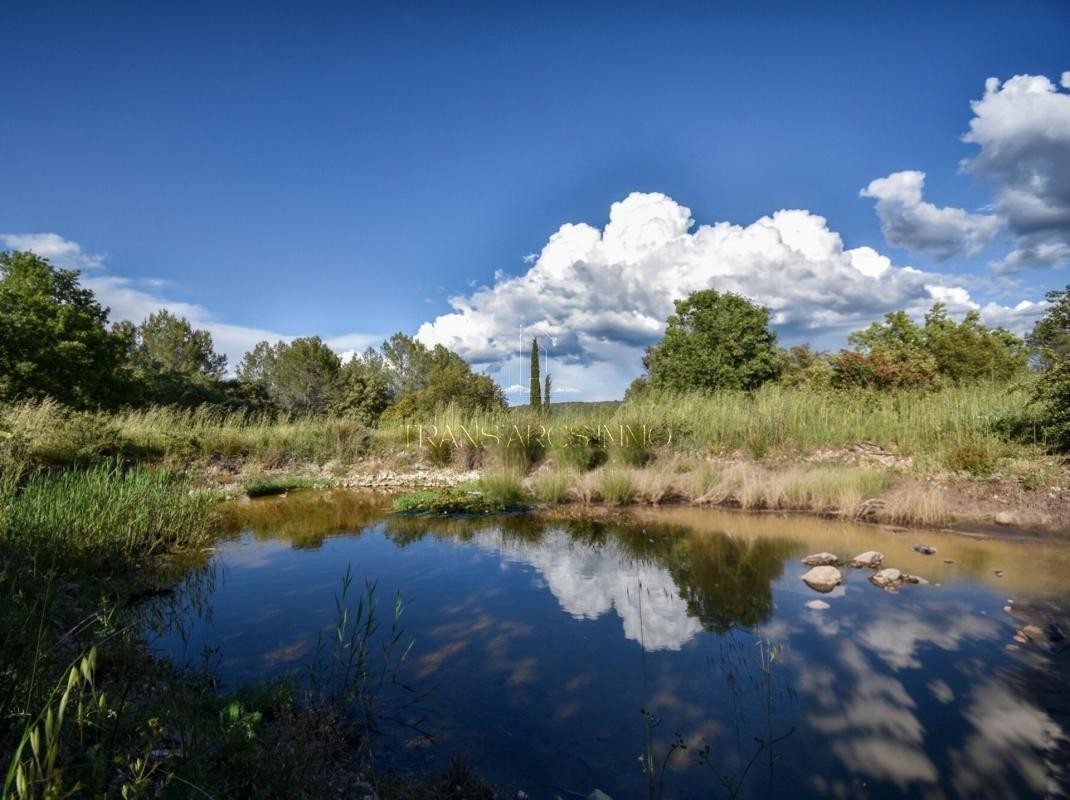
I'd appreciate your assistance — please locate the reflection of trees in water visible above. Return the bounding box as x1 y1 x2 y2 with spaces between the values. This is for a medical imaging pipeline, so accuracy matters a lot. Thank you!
219 491 391 549
384 514 799 636
664 532 799 634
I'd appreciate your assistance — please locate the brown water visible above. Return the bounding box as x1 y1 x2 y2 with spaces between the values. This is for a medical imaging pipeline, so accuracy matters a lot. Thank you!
153 491 1070 799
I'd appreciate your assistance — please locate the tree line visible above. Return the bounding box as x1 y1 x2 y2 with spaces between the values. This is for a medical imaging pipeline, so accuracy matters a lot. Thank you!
1 248 1067 448
626 287 1069 449
0 250 505 422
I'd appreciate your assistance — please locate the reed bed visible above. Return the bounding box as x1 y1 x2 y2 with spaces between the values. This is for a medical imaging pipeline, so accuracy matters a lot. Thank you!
0 463 215 570
399 381 1040 463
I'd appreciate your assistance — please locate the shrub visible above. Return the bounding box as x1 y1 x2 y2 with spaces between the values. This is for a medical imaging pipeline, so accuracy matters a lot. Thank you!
530 470 572 504
597 469 637 505
557 435 607 472
942 436 999 477
477 469 526 508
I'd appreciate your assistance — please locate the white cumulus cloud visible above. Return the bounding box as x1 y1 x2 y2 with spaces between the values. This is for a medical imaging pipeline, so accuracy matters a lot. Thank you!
417 192 1043 399
0 232 105 270
962 71 1070 273
860 171 1000 259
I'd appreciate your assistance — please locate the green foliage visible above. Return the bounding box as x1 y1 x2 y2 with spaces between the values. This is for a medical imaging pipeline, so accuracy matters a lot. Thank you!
830 349 937 390
377 334 506 421
243 475 326 498
122 309 228 406
1031 285 1070 451
334 357 393 425
239 337 342 415
597 469 637 505
1028 283 1070 369
425 436 454 466
776 345 833 389
392 486 508 515
476 469 526 508
833 303 1027 389
529 337 541 409
0 251 130 408
530 469 572 504
543 373 552 409
923 304 1027 382
0 463 214 571
643 289 780 392
942 435 1000 477
0 401 121 470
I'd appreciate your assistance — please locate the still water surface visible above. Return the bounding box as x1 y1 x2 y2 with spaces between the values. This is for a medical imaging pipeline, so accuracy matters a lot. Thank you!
153 492 1070 799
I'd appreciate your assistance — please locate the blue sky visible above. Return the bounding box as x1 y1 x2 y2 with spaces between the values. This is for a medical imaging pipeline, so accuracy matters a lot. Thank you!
2 1 1068 399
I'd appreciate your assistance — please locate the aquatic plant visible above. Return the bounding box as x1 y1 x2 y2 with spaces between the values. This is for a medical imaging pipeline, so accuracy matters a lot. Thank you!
0 462 215 571
243 474 327 498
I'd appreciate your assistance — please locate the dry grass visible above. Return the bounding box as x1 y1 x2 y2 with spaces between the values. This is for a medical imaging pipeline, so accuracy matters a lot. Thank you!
875 483 953 527
527 469 573 504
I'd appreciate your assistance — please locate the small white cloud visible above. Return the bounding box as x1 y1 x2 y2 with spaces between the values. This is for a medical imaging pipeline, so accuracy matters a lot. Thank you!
0 232 105 270
2 233 378 373
860 171 1000 259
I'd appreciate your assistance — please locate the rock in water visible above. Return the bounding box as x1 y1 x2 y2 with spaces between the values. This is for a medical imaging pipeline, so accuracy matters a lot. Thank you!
871 568 903 589
806 599 831 610
588 792 614 800
802 566 843 592
849 550 884 568
912 544 936 555
801 552 840 566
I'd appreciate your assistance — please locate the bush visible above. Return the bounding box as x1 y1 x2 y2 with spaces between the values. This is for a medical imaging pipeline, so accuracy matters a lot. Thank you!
942 436 999 477
0 401 121 469
477 470 526 508
597 469 637 505
530 470 572 504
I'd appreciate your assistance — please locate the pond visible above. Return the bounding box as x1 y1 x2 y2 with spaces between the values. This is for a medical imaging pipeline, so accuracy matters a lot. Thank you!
151 491 1070 799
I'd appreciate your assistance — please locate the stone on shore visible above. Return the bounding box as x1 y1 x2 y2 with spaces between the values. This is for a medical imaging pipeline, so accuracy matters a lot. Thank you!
802 566 843 593
871 568 902 589
849 551 884 569
801 552 840 566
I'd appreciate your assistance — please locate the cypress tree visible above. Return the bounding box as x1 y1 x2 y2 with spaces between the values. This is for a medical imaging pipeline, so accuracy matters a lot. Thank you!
543 373 552 409
529 337 541 409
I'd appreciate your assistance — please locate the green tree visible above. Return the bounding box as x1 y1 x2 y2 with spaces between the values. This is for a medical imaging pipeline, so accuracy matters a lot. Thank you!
1028 286 1070 369
643 290 780 392
238 337 340 415
377 334 506 419
543 373 552 408
380 332 433 397
132 310 226 377
334 355 393 425
776 344 833 389
529 337 541 409
923 304 1026 382
125 310 227 405
834 309 936 389
1031 285 1070 451
0 250 130 407
237 341 276 388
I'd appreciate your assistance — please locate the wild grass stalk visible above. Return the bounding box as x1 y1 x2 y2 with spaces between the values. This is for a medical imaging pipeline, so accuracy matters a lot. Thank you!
0 463 215 570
